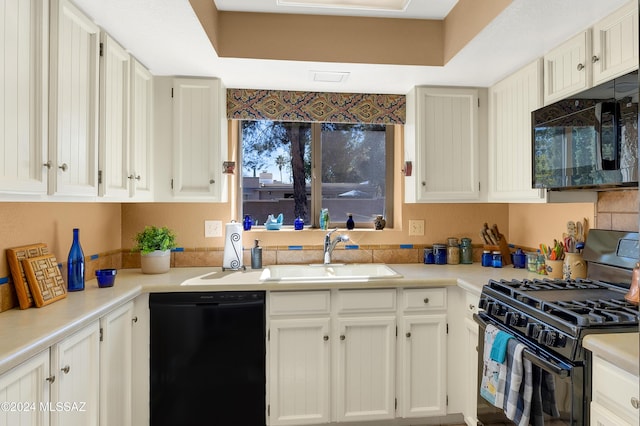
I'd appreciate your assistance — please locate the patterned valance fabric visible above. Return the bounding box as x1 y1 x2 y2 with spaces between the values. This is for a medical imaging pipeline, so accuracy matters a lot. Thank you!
227 89 405 125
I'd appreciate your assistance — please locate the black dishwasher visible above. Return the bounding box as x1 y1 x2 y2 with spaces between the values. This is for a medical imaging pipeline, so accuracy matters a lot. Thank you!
150 291 266 426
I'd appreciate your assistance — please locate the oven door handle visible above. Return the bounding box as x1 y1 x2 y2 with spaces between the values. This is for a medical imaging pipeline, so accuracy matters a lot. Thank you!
522 349 570 378
474 313 572 379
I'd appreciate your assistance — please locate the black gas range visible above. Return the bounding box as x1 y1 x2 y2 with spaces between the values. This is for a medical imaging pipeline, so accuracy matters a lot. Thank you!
474 229 639 426
478 277 638 362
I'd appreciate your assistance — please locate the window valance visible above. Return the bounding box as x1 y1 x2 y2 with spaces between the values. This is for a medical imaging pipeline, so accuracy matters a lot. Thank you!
227 89 405 125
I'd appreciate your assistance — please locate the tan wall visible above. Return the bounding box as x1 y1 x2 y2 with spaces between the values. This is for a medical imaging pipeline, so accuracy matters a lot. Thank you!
0 203 122 278
508 203 595 250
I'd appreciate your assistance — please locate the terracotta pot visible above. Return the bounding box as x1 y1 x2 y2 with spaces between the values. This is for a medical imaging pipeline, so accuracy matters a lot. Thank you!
140 249 171 274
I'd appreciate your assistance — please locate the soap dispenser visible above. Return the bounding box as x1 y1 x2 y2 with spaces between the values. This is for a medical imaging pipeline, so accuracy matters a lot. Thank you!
251 240 262 269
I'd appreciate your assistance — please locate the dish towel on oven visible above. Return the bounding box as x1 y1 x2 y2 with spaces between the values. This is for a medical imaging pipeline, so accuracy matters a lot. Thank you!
480 324 511 407
503 338 533 426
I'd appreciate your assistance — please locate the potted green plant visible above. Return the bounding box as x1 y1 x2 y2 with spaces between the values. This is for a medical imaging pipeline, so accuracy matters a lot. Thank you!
133 226 177 274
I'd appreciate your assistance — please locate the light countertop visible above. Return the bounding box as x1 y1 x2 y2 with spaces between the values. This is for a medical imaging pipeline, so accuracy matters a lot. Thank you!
1 263 637 377
584 333 639 376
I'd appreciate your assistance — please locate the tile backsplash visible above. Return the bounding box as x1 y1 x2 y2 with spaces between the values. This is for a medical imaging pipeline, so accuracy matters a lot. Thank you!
596 190 638 232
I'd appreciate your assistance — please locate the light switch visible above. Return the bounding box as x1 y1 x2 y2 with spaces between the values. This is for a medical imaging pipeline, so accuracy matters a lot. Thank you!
408 220 424 236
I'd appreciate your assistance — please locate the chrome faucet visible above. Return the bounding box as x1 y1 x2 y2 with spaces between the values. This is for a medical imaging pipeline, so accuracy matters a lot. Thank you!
324 228 349 264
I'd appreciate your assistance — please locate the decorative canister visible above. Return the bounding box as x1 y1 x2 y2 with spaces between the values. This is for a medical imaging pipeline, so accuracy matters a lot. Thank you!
492 251 503 268
481 250 492 267
563 252 587 279
433 244 447 265
526 252 538 272
460 238 472 264
447 238 460 265
423 248 434 264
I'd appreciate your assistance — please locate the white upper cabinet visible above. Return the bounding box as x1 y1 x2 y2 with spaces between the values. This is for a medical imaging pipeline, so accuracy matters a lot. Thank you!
0 0 49 196
488 59 546 202
49 0 100 197
98 33 131 200
592 1 639 86
543 31 591 105
544 1 638 105
170 77 227 202
405 87 480 202
129 59 154 200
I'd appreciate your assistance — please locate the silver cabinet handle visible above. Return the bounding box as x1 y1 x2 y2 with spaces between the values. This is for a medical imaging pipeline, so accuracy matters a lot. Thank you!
209 179 215 184
421 181 426 187
576 63 585 71
132 316 138 323
323 335 329 341
406 332 411 338
631 397 639 409
340 334 345 341
58 163 68 172
469 304 475 310
592 55 600 63
43 161 51 169
61 365 70 374
128 174 141 180
423 298 429 304
46 375 55 383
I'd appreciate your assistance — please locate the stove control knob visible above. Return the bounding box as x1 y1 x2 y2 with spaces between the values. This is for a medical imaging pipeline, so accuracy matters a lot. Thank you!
478 298 488 310
492 304 506 316
505 312 527 327
526 323 542 339
538 330 559 347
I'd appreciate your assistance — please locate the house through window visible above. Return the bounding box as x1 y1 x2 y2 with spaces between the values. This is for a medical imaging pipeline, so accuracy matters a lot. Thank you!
240 121 394 228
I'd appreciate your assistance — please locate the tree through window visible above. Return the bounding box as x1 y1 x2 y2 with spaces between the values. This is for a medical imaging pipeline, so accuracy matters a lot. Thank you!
240 121 393 228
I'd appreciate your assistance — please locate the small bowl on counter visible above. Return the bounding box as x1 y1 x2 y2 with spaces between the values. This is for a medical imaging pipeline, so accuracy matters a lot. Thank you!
95 269 117 288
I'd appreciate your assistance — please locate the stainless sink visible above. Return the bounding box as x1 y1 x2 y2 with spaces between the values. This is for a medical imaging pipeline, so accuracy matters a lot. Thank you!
259 264 402 282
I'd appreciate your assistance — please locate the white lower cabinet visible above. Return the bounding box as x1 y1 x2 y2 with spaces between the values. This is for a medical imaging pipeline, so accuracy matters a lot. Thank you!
397 288 447 418
590 354 639 426
462 317 479 426
99 301 134 426
268 316 331 425
0 350 50 426
50 321 100 426
267 287 447 425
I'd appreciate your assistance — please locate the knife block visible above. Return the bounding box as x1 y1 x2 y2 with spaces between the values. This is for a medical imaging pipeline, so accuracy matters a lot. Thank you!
483 236 512 266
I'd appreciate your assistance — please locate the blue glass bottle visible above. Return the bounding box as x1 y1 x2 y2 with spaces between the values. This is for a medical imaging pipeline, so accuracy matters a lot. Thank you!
243 215 252 231
67 228 85 291
294 217 304 230
346 214 355 230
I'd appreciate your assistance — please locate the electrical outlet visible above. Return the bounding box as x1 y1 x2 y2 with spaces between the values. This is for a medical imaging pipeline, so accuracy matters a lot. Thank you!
408 220 425 236
204 220 222 238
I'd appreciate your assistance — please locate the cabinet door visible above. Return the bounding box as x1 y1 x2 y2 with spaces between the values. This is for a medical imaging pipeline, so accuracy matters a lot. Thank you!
591 401 634 426
268 317 330 425
129 59 153 200
463 317 479 426
98 33 130 199
543 31 590 105
0 0 49 196
172 78 227 201
50 322 100 426
49 0 100 197
100 302 133 426
335 316 396 422
488 59 545 202
0 350 50 426
592 1 639 86
131 294 149 426
415 87 479 202
398 314 447 418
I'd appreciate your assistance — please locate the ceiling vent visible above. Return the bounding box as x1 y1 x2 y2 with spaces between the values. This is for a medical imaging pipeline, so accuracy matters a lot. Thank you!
310 71 351 83
278 0 410 12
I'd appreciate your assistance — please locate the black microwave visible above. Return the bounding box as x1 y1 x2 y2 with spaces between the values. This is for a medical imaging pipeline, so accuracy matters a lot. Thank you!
532 71 638 190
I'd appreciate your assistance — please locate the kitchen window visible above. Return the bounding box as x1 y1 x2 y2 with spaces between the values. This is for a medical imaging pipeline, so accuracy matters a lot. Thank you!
240 120 394 228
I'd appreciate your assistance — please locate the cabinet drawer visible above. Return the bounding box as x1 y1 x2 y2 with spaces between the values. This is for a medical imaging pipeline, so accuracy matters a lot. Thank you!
401 288 447 312
592 356 639 425
269 291 330 316
337 289 396 313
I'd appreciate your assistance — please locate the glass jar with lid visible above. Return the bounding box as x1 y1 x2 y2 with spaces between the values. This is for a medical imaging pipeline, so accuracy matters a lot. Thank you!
447 237 460 265
433 244 447 265
460 237 472 264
